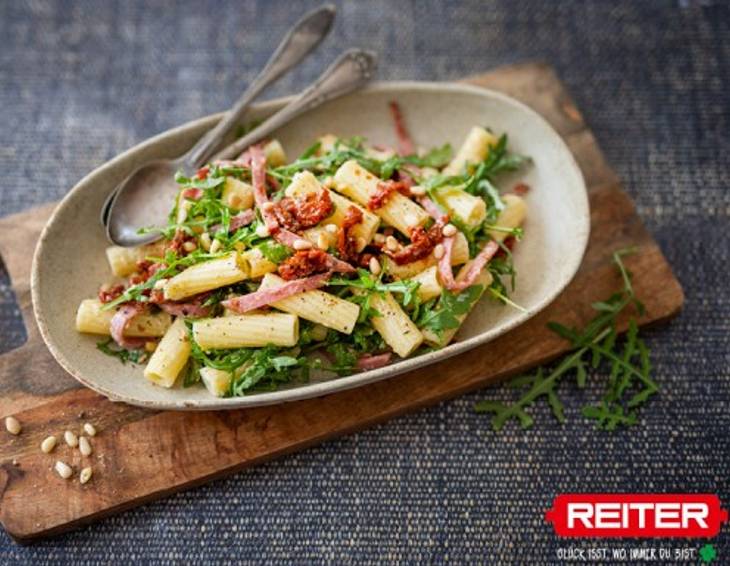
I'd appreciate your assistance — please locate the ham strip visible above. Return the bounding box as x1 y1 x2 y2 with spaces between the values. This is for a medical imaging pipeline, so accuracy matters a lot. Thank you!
454 240 500 288
250 144 279 232
150 290 212 318
109 303 147 349
438 237 500 293
273 228 304 247
418 196 448 223
389 101 415 156
326 256 356 274
228 209 256 232
222 272 332 314
356 352 392 371
156 297 212 318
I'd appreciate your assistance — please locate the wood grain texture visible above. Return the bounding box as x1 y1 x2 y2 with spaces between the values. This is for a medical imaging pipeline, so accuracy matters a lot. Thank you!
0 63 684 542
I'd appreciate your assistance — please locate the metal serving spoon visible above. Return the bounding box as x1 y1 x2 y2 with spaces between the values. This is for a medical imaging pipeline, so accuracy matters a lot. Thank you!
107 49 376 247
103 4 337 245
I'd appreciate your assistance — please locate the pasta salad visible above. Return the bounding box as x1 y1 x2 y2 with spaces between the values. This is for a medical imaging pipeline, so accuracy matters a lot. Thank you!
77 103 529 397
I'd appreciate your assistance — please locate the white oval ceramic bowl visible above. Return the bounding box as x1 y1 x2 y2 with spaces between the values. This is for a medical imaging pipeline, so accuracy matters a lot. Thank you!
31 81 589 410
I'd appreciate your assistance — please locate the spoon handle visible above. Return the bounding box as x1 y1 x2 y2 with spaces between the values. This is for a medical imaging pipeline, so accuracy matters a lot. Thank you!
213 49 377 162
183 4 336 170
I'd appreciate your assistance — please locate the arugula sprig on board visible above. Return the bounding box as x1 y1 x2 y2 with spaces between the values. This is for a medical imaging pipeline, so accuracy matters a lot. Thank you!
474 248 659 431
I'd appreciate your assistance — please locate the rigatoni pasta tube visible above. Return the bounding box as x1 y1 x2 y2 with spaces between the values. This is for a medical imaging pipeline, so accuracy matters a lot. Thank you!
333 160 429 237
317 134 338 154
221 178 254 211
434 186 487 229
165 252 249 301
200 367 232 397
487 194 527 242
357 290 423 357
240 248 277 279
259 273 360 334
144 318 191 388
76 299 172 337
285 171 379 251
105 241 165 277
411 266 442 303
422 270 493 348
193 313 299 350
442 126 498 176
383 231 470 280
263 139 287 167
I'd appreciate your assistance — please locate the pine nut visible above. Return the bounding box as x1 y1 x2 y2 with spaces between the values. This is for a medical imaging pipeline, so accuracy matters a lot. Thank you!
325 224 338 234
433 244 445 260
317 233 329 251
80 467 93 485
209 239 222 253
79 436 92 457
410 185 426 197
145 340 157 353
369 257 381 276
442 224 458 237
64 430 79 448
293 239 312 251
373 233 386 245
386 236 399 252
83 423 97 437
199 232 212 251
5 416 21 435
255 224 270 238
55 461 72 479
41 436 57 454
182 241 197 253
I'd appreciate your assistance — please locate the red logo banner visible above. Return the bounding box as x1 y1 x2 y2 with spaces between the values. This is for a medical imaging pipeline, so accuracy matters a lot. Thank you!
545 494 728 538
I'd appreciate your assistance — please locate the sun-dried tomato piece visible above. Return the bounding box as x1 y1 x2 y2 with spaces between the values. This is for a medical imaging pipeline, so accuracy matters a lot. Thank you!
337 206 364 261
272 190 334 232
98 283 125 304
513 183 530 195
278 249 332 281
385 223 444 265
367 180 410 211
129 260 164 285
167 229 195 255
495 236 517 258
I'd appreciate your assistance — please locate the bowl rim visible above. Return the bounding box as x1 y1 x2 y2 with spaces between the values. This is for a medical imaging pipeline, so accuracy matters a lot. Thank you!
31 80 589 410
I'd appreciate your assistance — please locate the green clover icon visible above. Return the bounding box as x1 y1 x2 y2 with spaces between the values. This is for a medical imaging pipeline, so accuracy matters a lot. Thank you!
699 543 717 564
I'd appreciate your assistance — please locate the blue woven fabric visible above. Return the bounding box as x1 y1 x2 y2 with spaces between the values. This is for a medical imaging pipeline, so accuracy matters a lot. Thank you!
1 0 728 562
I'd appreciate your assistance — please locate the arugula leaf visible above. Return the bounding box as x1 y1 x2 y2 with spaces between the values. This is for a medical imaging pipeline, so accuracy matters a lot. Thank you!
174 171 226 190
96 338 148 364
256 240 292 264
474 248 658 431
402 143 453 168
328 269 421 309
417 285 484 338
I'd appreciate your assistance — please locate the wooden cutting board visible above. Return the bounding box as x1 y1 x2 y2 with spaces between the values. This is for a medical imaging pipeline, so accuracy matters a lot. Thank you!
0 63 684 542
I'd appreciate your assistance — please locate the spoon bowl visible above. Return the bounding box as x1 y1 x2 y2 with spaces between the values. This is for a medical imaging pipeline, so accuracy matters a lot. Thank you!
106 159 181 246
